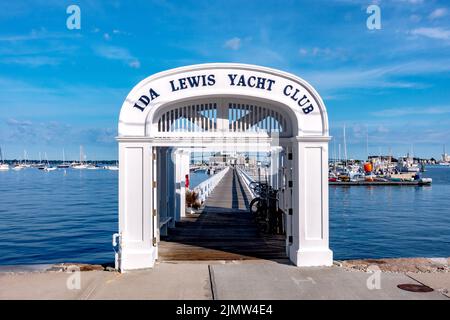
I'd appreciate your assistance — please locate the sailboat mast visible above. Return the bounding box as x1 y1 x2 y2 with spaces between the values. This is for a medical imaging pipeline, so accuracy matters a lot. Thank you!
366 125 369 160
343 125 348 165
338 144 341 162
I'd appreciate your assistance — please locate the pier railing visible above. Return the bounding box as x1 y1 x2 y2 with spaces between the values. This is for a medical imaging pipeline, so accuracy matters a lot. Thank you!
194 166 230 202
236 167 257 199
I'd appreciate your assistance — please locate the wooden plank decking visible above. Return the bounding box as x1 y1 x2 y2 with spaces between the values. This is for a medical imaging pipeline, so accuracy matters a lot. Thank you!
159 168 287 262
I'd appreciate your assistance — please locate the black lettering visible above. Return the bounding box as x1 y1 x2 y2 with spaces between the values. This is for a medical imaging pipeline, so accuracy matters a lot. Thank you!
298 94 310 107
149 88 159 100
247 76 256 87
283 84 293 96
179 78 187 89
291 88 300 101
207 74 216 86
256 77 266 89
266 79 275 91
302 104 314 114
187 76 201 88
228 74 238 85
170 80 179 92
133 95 150 112
237 75 246 86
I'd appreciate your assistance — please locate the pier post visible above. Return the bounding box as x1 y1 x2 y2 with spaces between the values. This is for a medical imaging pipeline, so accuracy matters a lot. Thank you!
290 137 333 267
157 147 169 237
174 149 191 220
167 148 176 228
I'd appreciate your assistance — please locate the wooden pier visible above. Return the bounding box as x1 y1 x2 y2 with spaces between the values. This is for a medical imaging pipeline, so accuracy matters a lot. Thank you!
159 168 287 262
329 180 432 186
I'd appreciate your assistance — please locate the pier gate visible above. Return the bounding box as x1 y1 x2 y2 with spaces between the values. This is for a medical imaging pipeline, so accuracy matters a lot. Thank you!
116 63 332 271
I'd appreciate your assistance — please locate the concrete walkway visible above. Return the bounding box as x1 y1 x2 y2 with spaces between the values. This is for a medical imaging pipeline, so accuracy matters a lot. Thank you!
0 261 448 300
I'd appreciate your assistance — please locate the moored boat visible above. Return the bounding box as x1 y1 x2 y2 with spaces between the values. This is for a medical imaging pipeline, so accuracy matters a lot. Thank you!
57 149 70 168
0 147 9 170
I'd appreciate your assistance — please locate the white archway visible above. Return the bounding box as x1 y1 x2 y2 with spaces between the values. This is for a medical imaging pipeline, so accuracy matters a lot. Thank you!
116 63 333 271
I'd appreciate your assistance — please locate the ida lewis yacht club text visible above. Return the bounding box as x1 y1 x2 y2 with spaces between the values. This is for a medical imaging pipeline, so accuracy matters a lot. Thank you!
132 72 316 115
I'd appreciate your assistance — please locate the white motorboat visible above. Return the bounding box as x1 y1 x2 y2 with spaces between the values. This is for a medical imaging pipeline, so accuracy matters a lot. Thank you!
397 155 420 173
72 163 89 169
72 145 89 169
41 152 57 172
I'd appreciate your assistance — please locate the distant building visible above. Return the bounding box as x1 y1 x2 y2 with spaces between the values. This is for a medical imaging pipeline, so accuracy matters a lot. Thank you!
368 155 398 163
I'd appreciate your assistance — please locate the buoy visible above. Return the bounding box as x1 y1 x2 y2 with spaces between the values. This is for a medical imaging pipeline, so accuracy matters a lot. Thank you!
364 162 373 172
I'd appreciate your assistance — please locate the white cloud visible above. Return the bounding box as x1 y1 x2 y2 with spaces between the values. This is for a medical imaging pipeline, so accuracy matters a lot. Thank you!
0 28 80 42
224 37 241 50
103 33 111 41
410 27 450 40
94 45 140 68
128 60 140 69
0 56 61 67
398 0 424 4
297 46 347 60
371 106 450 117
301 59 450 92
429 8 448 20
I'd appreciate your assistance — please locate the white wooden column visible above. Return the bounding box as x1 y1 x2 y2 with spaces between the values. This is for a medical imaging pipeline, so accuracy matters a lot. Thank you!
167 148 176 227
290 137 333 267
283 144 293 257
269 146 282 188
118 141 156 271
174 149 183 221
158 147 169 237
174 149 191 220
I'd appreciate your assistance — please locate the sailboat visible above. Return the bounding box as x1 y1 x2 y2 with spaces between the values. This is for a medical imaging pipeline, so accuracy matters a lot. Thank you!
0 147 9 171
12 159 25 170
72 145 88 169
36 152 46 170
22 150 31 168
57 149 70 168
43 152 57 171
106 161 119 171
439 145 450 166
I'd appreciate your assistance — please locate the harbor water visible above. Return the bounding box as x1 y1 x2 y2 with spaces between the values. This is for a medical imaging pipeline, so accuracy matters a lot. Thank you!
0 166 449 265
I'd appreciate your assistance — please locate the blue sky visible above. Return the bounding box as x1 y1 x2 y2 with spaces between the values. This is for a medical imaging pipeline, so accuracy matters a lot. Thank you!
0 0 449 160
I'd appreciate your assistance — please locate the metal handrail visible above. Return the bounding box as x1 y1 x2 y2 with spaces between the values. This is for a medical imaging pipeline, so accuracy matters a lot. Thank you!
194 166 230 202
236 167 257 199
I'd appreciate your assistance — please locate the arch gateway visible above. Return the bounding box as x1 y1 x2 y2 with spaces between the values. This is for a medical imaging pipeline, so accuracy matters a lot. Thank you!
116 63 333 271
